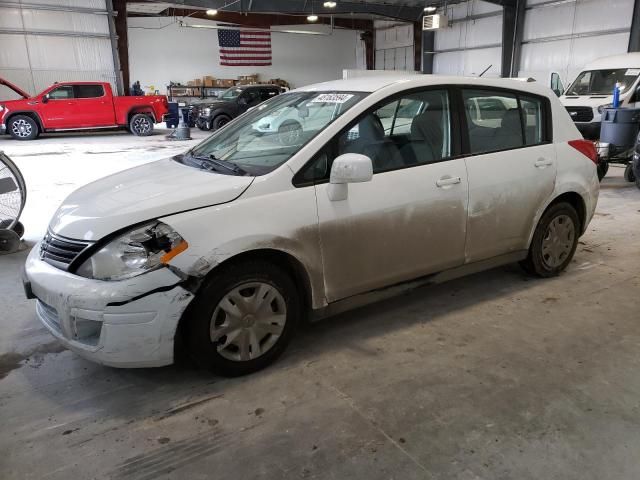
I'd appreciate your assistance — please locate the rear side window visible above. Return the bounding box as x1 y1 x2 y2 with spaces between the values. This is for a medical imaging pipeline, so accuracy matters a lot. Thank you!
463 89 548 154
520 95 543 145
74 85 104 98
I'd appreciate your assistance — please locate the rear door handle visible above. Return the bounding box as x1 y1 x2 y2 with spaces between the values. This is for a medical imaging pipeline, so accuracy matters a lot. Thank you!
436 176 462 188
535 158 553 168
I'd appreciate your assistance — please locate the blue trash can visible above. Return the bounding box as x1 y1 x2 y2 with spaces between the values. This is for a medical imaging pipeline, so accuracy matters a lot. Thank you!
600 108 640 158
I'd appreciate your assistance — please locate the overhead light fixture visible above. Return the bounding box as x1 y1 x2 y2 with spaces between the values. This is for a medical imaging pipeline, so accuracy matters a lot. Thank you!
206 9 218 16
424 6 437 12
323 1 337 7
307 14 319 22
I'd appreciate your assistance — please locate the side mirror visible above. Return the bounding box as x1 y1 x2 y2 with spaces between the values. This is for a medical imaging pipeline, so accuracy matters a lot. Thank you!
41 95 49 104
327 153 373 201
238 97 248 106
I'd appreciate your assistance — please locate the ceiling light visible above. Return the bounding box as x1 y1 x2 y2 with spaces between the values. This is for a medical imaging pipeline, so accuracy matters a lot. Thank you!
206 9 218 16
307 14 319 22
424 6 437 12
323 1 337 7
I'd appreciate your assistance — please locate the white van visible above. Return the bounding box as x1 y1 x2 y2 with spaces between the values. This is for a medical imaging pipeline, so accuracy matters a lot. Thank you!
560 53 640 139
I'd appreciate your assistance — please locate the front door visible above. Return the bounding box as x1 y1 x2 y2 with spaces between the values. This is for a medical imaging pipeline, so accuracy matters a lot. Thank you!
309 88 469 302
461 88 557 263
40 85 76 129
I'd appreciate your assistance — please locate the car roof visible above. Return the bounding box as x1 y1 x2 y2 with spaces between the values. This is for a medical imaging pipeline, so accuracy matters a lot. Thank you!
294 74 553 97
237 84 280 89
584 52 640 70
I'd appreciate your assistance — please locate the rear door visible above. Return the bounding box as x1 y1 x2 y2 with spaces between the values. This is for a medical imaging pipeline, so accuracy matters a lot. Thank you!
461 88 557 263
73 84 115 126
40 85 75 129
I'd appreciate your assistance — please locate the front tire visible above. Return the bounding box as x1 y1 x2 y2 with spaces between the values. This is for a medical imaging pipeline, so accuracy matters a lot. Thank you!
8 115 39 141
624 164 635 183
185 261 301 377
129 113 154 136
212 115 231 131
521 202 580 277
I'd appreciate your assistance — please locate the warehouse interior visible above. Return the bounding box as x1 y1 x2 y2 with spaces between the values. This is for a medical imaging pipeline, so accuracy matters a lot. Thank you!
1 0 640 478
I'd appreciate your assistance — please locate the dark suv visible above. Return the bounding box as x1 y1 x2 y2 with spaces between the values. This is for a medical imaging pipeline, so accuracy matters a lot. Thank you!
196 85 282 131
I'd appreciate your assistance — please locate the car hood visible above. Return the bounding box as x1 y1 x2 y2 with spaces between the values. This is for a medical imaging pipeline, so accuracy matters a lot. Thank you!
200 100 230 109
0 77 30 100
49 157 254 241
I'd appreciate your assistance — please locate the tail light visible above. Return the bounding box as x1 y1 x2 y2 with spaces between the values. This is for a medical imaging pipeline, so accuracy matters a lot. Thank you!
568 139 598 164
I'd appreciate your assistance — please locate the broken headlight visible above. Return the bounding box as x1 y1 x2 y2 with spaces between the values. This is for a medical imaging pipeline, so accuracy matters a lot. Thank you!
76 222 188 281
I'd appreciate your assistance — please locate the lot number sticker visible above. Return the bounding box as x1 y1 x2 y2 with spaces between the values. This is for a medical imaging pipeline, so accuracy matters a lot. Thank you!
311 94 354 104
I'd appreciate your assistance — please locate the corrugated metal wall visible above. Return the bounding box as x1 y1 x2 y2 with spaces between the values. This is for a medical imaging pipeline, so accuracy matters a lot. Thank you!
374 20 415 71
431 0 635 85
0 0 118 99
433 0 503 77
519 0 635 86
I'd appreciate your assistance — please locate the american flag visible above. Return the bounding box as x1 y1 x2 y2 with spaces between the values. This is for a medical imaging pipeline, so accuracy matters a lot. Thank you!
217 28 272 66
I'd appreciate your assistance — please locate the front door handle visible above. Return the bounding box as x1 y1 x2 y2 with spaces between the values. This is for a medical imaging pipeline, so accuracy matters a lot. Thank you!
436 176 462 188
535 158 553 168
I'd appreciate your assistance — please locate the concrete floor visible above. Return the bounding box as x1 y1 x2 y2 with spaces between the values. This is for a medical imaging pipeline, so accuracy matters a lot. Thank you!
1 131 640 479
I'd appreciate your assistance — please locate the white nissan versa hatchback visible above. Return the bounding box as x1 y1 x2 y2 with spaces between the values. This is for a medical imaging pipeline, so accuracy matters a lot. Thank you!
23 76 599 376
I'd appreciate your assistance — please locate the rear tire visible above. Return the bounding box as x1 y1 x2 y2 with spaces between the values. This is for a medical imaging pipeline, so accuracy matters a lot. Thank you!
520 202 580 278
624 164 635 183
129 113 154 136
185 260 300 377
8 115 39 141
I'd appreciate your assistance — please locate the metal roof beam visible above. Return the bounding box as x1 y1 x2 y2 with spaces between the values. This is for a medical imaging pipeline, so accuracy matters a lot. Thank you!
165 0 425 21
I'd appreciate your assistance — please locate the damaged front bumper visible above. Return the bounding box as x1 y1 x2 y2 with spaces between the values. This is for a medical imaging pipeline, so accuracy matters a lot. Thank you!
24 245 194 368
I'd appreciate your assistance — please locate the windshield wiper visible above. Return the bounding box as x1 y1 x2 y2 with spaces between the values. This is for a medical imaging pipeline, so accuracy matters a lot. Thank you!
189 152 248 176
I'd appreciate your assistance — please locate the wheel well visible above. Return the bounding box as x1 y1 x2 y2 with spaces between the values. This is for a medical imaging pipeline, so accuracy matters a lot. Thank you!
548 192 586 232
7 111 42 131
173 249 313 359
128 108 155 123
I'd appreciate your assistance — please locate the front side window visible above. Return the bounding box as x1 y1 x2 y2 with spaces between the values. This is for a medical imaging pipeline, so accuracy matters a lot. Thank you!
74 84 104 98
220 87 243 100
260 89 279 101
48 85 74 100
567 69 640 95
183 91 367 175
337 89 451 174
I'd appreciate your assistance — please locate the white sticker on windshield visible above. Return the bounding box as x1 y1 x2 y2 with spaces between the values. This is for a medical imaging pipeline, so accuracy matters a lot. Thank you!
625 69 640 76
311 93 354 104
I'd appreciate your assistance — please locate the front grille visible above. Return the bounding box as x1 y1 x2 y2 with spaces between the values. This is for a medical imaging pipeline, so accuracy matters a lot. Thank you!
565 106 594 122
40 232 91 270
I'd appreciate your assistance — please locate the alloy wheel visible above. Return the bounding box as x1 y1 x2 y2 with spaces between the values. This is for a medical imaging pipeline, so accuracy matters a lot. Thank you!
132 117 151 134
11 119 32 138
210 282 287 362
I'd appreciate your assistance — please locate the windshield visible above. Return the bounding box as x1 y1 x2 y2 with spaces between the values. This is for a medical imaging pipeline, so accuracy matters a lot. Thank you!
184 91 367 175
220 87 243 100
566 68 640 95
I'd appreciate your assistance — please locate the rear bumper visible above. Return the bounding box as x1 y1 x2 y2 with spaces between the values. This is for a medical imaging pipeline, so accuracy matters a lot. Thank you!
24 244 195 368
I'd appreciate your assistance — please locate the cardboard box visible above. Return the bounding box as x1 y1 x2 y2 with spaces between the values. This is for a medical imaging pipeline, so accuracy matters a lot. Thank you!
187 80 195 86
203 75 215 87
216 79 236 87
194 78 203 86
237 74 259 85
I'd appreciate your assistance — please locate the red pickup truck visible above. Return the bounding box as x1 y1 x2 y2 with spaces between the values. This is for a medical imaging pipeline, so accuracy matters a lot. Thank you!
0 78 168 140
